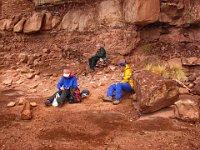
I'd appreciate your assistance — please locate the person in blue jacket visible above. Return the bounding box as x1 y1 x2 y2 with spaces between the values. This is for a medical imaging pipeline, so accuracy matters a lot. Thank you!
44 68 78 107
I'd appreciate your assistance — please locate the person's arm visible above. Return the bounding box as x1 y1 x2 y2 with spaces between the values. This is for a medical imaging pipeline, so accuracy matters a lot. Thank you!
57 77 63 90
96 48 106 58
72 77 78 87
120 69 132 83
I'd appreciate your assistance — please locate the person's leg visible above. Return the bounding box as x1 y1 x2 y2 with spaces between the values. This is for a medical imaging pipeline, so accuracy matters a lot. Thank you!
107 84 116 97
88 57 93 69
121 82 133 92
114 82 123 100
91 56 99 70
103 84 116 102
45 90 61 106
57 89 70 106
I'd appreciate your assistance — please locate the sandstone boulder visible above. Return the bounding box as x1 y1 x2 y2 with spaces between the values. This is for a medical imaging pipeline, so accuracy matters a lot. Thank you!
79 9 96 31
174 99 200 122
23 12 44 33
52 15 61 28
13 18 26 33
43 12 53 30
134 70 179 113
60 10 81 31
97 0 123 27
43 13 61 30
123 0 160 25
0 19 12 31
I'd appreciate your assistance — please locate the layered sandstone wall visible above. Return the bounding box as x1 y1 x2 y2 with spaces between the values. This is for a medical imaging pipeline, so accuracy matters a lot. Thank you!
0 0 199 69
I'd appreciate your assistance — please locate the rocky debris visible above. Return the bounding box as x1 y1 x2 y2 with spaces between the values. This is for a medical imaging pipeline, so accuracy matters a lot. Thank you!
23 12 44 33
124 0 160 25
134 70 179 113
98 0 123 27
7 101 16 107
18 53 28 63
174 98 200 123
21 100 32 120
0 19 12 31
3 79 13 86
13 18 26 33
182 57 200 66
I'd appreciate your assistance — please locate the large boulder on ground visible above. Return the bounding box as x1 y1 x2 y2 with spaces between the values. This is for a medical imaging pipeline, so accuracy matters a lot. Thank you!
97 0 123 27
23 12 44 33
174 98 200 122
13 18 26 33
134 70 179 113
123 0 160 25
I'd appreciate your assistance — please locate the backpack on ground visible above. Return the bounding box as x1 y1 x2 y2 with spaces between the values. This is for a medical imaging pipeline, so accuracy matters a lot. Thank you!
69 87 81 104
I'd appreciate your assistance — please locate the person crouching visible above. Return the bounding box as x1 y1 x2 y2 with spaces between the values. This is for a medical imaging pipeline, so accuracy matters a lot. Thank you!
103 62 134 105
44 68 78 107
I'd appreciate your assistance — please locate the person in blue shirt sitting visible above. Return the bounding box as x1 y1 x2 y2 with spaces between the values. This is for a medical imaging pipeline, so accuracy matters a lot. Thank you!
44 68 78 107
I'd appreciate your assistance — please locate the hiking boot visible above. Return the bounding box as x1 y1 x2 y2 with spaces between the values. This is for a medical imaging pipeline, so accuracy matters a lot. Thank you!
103 96 112 102
113 100 121 105
44 100 52 106
56 97 63 107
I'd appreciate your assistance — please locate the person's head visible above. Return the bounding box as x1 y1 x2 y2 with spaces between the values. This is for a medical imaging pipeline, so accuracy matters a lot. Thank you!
63 68 71 78
118 62 126 72
96 43 101 50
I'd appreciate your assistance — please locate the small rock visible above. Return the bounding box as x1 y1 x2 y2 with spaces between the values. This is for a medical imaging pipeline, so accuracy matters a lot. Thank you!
42 48 50 54
108 65 116 71
18 98 24 105
26 73 35 79
7 101 16 107
3 79 13 86
16 78 24 84
188 83 194 88
98 82 105 86
30 102 37 107
18 53 28 63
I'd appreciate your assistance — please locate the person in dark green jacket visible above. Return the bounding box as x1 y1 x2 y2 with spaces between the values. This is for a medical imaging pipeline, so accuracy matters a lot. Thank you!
88 43 106 71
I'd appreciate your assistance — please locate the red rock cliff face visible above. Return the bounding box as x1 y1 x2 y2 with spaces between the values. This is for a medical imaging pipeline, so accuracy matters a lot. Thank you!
0 0 199 69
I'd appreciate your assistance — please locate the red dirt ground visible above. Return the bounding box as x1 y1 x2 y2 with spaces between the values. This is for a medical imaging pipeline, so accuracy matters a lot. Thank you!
0 84 200 150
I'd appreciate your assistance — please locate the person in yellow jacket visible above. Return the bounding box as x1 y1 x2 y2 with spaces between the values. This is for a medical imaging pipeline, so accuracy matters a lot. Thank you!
103 62 134 105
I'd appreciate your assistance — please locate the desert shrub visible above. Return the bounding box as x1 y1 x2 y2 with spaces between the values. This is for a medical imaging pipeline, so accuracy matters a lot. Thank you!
144 63 186 81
